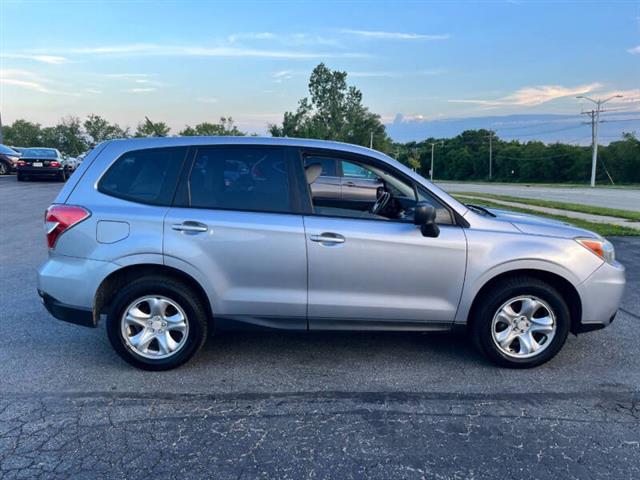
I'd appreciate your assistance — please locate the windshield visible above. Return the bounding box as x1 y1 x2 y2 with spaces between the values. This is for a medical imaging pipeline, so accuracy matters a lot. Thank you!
22 148 58 158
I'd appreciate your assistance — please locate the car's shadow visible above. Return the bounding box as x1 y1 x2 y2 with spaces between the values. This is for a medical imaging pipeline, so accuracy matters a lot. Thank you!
194 328 486 368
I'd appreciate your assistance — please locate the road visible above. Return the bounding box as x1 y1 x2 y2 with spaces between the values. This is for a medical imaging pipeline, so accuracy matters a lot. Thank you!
438 182 640 212
1 175 639 479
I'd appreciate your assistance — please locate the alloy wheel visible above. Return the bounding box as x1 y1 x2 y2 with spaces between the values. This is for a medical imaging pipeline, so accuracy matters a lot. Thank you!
121 295 189 360
491 296 557 359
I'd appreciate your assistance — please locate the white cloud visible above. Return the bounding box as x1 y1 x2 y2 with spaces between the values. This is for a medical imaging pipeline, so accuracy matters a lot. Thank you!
503 83 602 106
85 88 103 94
228 32 276 43
127 87 157 93
341 29 450 40
2 53 69 64
628 45 640 54
228 32 340 47
272 70 295 82
0 68 81 96
37 43 369 59
449 83 603 107
197 97 219 104
0 69 51 93
106 73 154 78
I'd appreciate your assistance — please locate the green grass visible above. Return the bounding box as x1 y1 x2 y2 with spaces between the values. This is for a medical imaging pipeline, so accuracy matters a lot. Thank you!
453 195 640 237
453 192 640 222
437 180 640 189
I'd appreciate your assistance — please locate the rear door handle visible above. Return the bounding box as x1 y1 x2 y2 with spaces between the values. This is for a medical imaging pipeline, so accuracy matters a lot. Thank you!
344 181 356 187
310 232 345 244
171 221 208 233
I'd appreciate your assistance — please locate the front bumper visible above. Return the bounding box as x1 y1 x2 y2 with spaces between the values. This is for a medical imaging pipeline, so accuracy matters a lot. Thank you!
577 260 626 331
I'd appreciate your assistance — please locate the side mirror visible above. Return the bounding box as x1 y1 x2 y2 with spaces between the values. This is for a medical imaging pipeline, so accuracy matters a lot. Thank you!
413 202 440 238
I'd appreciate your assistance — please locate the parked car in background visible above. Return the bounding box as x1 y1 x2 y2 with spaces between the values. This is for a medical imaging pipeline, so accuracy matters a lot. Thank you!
37 137 625 371
63 157 80 172
0 144 21 175
17 148 69 181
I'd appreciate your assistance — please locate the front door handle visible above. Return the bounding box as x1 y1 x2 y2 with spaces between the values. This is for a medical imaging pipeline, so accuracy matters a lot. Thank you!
310 232 345 244
171 221 208 233
344 181 356 187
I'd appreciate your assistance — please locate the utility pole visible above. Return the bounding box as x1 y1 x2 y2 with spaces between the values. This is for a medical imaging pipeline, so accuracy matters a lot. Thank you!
577 94 623 187
0 111 3 144
429 141 443 181
369 131 373 149
489 132 492 180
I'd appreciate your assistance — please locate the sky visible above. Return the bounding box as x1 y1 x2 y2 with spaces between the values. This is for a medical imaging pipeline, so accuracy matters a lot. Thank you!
1 0 639 141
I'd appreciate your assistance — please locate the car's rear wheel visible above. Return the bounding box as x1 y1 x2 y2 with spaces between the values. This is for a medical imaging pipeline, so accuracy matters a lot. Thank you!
470 276 570 368
106 276 208 370
17 173 24 181
0 162 8 175
57 170 67 182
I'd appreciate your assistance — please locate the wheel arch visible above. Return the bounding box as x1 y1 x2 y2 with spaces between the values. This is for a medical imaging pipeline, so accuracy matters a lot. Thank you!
466 269 582 335
94 264 213 325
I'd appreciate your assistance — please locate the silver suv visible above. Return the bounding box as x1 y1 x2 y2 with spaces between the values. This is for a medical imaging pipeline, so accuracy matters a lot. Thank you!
38 137 626 370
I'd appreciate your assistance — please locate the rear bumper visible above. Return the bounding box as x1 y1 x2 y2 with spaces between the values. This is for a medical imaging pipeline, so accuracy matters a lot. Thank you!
37 254 119 327
577 260 626 332
18 167 63 176
38 291 96 327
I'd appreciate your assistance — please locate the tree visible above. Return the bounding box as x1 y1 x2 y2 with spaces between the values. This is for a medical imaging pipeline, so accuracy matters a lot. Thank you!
179 117 245 136
2 119 44 147
40 117 88 156
135 117 170 137
84 114 129 145
269 63 391 151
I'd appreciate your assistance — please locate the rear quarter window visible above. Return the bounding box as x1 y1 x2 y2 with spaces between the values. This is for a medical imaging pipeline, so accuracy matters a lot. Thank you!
98 147 187 205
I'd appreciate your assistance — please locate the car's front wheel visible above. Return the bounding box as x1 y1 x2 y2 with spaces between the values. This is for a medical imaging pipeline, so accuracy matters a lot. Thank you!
106 276 208 370
470 276 570 368
0 162 8 175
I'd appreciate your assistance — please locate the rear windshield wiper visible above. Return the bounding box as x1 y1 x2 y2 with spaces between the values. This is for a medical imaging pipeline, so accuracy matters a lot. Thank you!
466 204 496 217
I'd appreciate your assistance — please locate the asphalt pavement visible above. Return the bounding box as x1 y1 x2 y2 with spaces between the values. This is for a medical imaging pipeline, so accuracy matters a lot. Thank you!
1 175 639 479
438 182 640 212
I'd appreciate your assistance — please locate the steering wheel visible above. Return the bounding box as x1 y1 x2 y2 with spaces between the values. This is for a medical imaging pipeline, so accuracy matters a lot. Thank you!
370 190 391 215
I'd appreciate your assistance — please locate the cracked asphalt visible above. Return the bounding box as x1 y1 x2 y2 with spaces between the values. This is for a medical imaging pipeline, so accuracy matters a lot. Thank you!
1 176 639 479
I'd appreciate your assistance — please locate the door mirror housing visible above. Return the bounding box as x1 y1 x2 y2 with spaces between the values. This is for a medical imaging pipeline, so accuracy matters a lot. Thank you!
413 202 440 238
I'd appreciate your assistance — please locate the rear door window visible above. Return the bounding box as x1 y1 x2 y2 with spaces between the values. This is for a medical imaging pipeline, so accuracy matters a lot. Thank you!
186 147 292 213
98 147 187 205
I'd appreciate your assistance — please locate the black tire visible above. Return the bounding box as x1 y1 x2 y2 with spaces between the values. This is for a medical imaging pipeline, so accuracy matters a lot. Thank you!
469 276 570 368
57 170 67 182
0 162 8 175
17 173 24 182
106 275 208 370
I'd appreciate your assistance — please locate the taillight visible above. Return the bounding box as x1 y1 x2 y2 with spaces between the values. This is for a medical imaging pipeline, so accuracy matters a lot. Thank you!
50 161 61 167
17 160 26 166
45 205 90 249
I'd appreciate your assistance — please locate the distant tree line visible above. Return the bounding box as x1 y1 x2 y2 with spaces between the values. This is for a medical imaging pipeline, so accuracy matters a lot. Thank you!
393 130 640 184
2 63 638 184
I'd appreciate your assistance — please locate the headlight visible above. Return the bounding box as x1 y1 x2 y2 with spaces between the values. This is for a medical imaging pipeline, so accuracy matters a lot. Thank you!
576 237 615 264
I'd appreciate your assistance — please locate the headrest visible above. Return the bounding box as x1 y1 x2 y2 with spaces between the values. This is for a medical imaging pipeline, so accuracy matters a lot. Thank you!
305 163 323 184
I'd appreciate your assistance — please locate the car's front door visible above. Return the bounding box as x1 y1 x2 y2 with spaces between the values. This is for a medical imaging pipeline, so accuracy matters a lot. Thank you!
164 146 308 327
303 152 467 328
340 160 383 206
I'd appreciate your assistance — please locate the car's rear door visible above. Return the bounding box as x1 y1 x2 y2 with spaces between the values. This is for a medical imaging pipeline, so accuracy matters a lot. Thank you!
163 145 308 327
